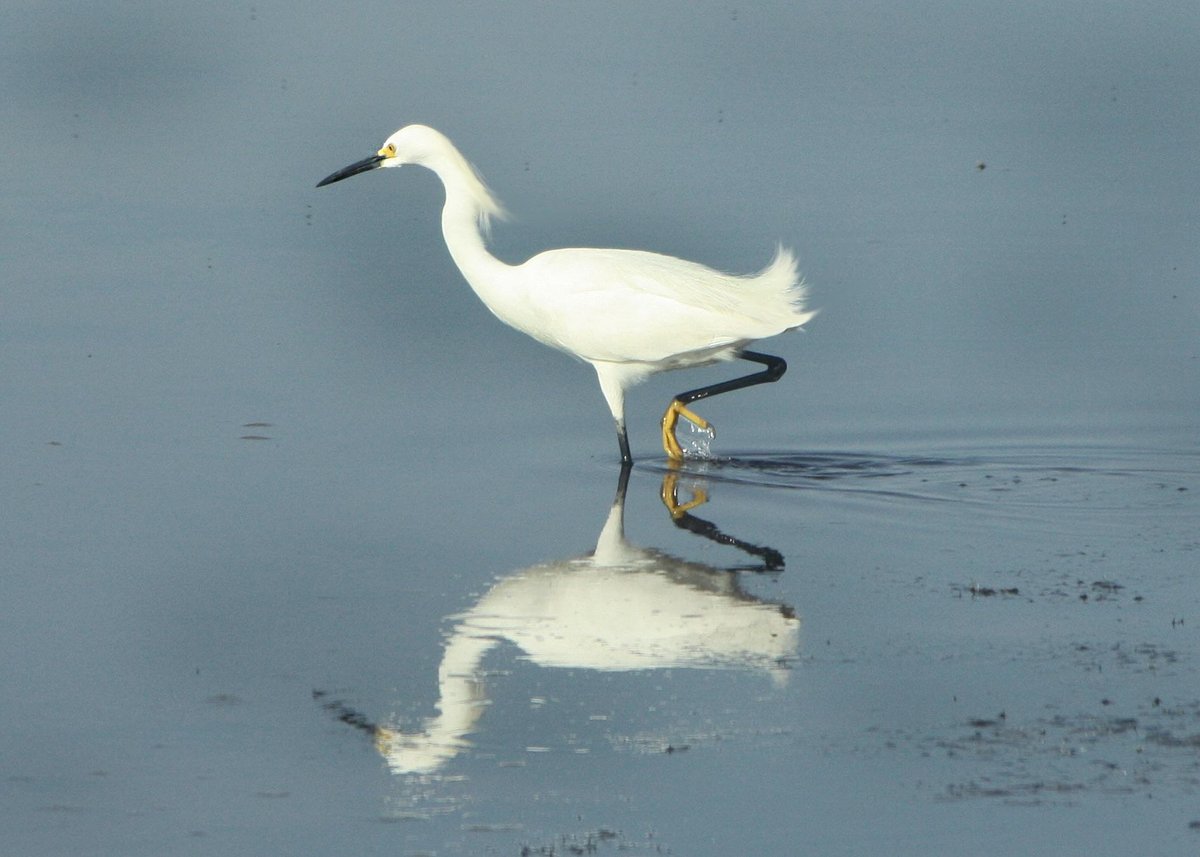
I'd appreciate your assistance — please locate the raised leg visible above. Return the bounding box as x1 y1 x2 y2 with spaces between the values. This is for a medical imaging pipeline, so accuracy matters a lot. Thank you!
660 350 788 460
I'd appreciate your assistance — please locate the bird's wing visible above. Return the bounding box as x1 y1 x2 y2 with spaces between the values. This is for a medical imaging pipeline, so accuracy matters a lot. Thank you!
515 248 802 363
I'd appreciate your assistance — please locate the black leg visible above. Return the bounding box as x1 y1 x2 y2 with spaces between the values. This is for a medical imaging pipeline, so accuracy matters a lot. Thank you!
675 350 787 406
616 419 633 465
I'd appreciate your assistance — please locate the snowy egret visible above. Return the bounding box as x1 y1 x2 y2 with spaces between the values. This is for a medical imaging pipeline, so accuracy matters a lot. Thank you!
317 124 816 463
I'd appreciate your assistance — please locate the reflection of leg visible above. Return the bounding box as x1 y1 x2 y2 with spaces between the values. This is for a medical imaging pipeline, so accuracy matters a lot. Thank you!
614 460 632 504
659 474 785 571
660 470 708 518
660 400 712 461
662 351 787 459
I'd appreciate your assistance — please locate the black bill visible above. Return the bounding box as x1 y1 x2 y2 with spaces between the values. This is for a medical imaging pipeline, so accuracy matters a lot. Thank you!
316 154 386 188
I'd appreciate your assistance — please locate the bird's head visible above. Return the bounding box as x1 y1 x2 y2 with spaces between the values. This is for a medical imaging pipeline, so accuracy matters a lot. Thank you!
316 124 450 187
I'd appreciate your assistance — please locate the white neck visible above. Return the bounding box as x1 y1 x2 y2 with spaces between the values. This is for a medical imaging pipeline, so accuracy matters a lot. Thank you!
410 143 511 299
438 173 509 287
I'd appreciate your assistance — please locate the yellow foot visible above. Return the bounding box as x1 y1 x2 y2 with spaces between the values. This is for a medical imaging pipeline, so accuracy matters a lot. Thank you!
660 399 713 461
660 471 708 518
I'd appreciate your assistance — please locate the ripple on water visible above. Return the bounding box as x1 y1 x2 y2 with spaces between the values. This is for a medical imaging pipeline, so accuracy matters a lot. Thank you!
646 446 1197 513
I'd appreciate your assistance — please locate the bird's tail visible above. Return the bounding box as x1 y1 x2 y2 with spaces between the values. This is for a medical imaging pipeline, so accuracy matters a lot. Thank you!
752 245 817 328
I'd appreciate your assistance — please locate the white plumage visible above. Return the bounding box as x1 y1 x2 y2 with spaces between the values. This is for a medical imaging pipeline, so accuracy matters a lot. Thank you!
318 124 815 463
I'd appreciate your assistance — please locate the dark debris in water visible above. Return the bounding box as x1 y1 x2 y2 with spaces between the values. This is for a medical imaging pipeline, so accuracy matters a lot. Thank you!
923 697 1200 804
954 584 1020 598
1070 641 1181 675
951 577 1143 603
520 827 622 857
952 570 1145 605
967 712 1008 728
1146 730 1200 748
944 779 1087 801
240 422 274 440
205 693 242 706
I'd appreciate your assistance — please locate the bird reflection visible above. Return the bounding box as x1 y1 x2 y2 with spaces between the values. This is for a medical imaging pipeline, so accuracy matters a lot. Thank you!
323 465 798 775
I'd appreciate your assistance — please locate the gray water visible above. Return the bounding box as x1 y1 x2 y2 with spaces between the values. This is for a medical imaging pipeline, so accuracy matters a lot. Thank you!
3 2 1198 855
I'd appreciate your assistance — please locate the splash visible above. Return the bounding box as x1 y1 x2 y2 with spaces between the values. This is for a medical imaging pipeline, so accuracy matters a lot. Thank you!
679 418 716 460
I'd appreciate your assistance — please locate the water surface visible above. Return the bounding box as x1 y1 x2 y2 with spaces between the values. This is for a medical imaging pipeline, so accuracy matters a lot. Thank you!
3 2 1198 855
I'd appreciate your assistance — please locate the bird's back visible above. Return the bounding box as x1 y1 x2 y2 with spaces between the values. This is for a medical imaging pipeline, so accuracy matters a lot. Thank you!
500 246 813 365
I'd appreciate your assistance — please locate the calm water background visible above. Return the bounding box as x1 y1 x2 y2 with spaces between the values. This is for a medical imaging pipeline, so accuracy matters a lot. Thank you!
3 2 1198 855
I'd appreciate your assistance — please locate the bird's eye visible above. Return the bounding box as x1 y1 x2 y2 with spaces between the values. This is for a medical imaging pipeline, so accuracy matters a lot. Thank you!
383 144 396 158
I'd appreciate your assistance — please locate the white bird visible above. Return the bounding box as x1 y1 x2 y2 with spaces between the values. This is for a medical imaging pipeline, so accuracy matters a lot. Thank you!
317 124 816 463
